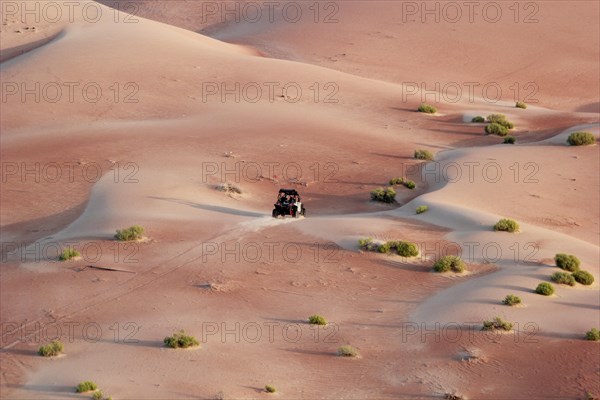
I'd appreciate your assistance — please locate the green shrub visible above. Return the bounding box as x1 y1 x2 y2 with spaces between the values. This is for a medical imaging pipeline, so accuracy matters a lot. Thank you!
555 253 580 272
567 131 596 146
370 187 396 203
414 149 434 161
338 345 358 357
502 294 521 306
503 135 516 144
433 255 465 273
92 391 103 400
485 123 509 136
308 315 327 325
535 282 554 296
389 177 404 186
76 381 98 393
515 101 527 109
416 205 429 214
38 340 64 357
418 104 437 114
573 270 594 285
487 114 514 129
551 272 576 286
471 116 485 123
404 180 416 189
265 385 276 393
396 241 419 257
115 225 144 241
164 330 199 349
586 328 600 341
494 218 519 233
358 238 377 251
59 248 80 261
482 317 513 331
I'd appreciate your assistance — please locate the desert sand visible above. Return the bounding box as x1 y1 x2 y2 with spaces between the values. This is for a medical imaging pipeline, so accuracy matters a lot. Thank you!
1 1 599 399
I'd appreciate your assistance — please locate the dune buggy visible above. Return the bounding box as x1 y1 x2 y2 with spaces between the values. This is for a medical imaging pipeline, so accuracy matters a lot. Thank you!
272 189 306 218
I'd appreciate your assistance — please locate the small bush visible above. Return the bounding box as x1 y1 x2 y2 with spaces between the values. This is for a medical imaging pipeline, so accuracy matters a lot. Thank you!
471 116 485 123
418 104 437 114
503 135 516 144
487 114 514 129
216 182 242 194
551 272 576 286
396 241 419 257
586 328 600 341
338 345 358 357
377 242 392 253
76 381 98 393
265 385 276 393
92 391 103 400
494 218 519 233
389 177 404 186
515 101 527 109
536 282 554 296
433 255 465 273
358 238 378 252
38 340 64 357
115 225 144 241
59 248 80 261
404 180 416 189
416 205 429 214
308 315 327 325
414 149 434 161
567 131 596 146
555 253 581 272
482 317 513 331
164 330 199 349
370 187 396 203
502 294 521 306
485 123 509 136
573 270 595 285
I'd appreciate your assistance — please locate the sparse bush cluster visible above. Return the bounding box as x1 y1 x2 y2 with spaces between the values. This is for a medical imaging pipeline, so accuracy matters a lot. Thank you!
308 315 327 325
535 282 554 296
76 381 98 393
586 328 600 341
471 116 485 123
416 205 429 214
551 272 576 286
502 294 521 306
59 248 80 261
338 345 359 357
515 101 527 109
567 131 596 146
418 103 437 114
555 253 581 272
370 187 396 203
573 270 594 285
494 218 519 233
38 340 64 357
265 385 277 393
433 255 465 273
485 114 514 136
388 177 416 190
115 225 144 241
358 238 419 257
164 330 200 349
482 317 513 331
414 149 434 161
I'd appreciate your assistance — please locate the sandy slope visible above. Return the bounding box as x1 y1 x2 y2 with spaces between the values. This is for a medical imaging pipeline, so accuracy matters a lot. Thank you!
1 1 599 399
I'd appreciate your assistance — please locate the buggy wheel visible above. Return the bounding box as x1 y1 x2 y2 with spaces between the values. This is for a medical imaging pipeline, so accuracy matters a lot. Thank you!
272 209 278 218
301 208 306 217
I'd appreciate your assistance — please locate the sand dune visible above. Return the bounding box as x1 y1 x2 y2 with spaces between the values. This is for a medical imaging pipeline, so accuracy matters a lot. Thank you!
1 1 599 399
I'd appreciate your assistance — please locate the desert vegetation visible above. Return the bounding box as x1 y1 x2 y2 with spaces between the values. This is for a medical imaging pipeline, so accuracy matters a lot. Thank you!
502 294 522 306
494 218 520 232
416 205 429 214
551 272 576 286
503 135 516 144
418 103 437 114
414 149 434 160
567 131 596 146
265 385 276 393
76 381 98 393
536 282 555 296
38 340 64 357
555 253 580 272
573 270 595 285
59 248 80 261
370 187 396 203
471 116 485 123
586 328 600 341
338 345 359 357
389 177 416 189
115 225 145 241
515 101 527 109
308 315 328 325
433 255 465 273
482 317 513 331
164 330 199 349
